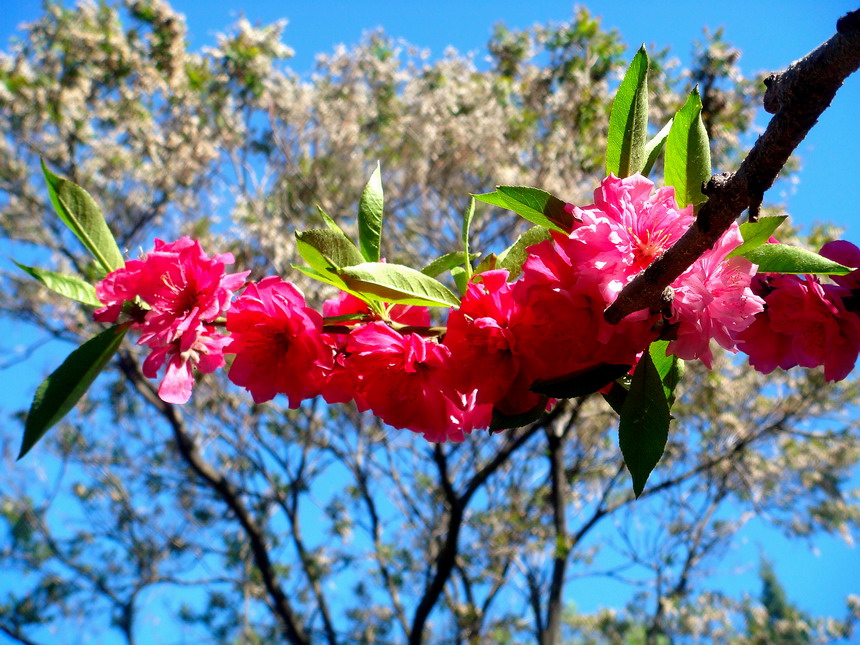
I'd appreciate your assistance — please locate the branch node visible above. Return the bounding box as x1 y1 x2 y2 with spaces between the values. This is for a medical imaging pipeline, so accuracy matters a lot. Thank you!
837 9 860 35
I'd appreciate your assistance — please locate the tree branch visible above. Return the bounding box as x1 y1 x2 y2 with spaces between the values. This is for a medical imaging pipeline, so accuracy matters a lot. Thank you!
117 353 310 645
605 8 860 324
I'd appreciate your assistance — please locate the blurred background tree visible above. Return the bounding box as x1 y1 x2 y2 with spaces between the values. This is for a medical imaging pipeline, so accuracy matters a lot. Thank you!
0 2 858 643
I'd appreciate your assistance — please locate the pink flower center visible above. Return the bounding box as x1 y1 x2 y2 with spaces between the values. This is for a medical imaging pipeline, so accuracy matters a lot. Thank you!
630 227 672 269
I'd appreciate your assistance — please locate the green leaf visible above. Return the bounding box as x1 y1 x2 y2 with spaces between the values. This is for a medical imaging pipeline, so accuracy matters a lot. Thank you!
490 395 549 432
664 88 711 209
497 226 553 278
317 205 345 234
606 45 649 178
531 363 632 399
742 243 852 275
462 197 475 281
19 325 127 459
358 162 384 262
14 262 101 307
641 118 673 177
41 160 124 273
602 381 629 415
474 253 498 274
295 229 365 277
473 186 573 232
450 266 469 295
619 352 671 498
338 262 461 308
421 252 479 278
727 216 788 259
648 340 683 405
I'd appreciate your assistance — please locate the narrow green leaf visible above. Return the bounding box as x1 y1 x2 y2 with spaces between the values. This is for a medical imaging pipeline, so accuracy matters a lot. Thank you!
358 162 384 262
19 325 127 459
664 88 711 209
317 205 345 234
473 186 573 232
41 160 124 273
14 261 101 307
497 226 553 279
450 266 469 296
462 197 475 280
727 216 788 259
648 340 683 404
490 395 549 432
531 363 632 399
295 229 365 276
641 118 673 177
742 243 852 275
606 45 649 178
421 252 479 278
619 352 671 498
338 262 461 308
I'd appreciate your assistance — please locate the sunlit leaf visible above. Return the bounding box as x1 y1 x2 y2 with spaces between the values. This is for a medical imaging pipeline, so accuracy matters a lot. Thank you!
742 244 852 275
473 186 572 232
606 45 649 178
664 88 711 209
338 262 461 307
358 162 383 262
727 216 789 259
14 262 101 307
42 160 124 273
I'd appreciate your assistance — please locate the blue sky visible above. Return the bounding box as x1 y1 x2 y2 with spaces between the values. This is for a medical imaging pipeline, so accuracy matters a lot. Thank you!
2 0 859 640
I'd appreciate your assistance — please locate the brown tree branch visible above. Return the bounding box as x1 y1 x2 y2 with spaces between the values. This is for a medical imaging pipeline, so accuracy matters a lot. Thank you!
117 353 310 645
605 9 860 324
542 426 569 645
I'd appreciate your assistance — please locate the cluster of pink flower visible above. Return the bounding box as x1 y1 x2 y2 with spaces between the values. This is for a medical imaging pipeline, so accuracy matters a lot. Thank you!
737 241 860 382
94 175 860 442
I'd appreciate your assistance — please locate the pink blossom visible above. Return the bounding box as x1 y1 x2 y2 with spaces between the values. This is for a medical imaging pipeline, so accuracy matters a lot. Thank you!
142 324 230 404
94 236 248 403
346 322 465 442
513 234 657 383
318 292 431 404
735 274 860 381
444 270 521 403
566 174 695 299
226 276 332 407
669 225 764 367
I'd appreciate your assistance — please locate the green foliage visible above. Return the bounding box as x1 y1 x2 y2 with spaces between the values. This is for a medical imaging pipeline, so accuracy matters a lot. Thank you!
473 186 573 232
421 252 478 279
664 88 711 209
741 243 851 275
497 226 553 278
358 162 384 262
728 215 788 258
461 197 475 281
606 45 649 178
13 262 102 307
619 350 672 497
641 119 672 177
20 325 127 459
338 262 461 308
41 161 124 273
